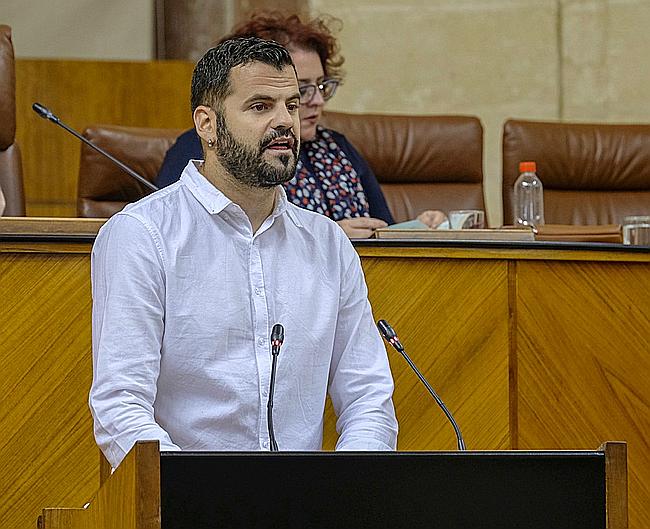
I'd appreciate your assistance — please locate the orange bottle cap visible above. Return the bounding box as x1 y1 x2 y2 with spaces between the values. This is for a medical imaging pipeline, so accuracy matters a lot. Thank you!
519 161 536 172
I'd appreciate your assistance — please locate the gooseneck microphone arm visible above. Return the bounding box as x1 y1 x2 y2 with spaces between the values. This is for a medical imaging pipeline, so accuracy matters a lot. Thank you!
31 102 159 192
267 323 284 452
377 319 466 450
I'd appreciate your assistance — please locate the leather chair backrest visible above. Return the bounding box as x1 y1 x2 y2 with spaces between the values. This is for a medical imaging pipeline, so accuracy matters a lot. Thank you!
503 119 650 225
0 24 25 216
0 25 16 150
321 112 484 222
78 112 485 222
77 126 182 217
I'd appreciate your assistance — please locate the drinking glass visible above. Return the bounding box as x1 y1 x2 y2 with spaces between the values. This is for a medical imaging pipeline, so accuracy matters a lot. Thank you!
622 215 650 245
448 210 485 229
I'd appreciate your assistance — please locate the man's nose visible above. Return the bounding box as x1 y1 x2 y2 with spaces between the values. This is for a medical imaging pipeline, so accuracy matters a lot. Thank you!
273 105 295 129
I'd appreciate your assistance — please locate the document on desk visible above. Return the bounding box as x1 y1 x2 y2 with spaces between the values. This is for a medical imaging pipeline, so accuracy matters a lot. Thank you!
375 223 534 241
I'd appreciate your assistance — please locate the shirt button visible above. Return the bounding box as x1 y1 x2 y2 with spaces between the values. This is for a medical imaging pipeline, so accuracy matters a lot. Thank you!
254 287 262 296
258 337 264 346
262 440 269 449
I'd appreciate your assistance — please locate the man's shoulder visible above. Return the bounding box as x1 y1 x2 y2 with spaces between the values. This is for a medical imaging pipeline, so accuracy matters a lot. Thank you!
123 182 182 220
284 203 357 260
286 201 340 232
98 182 185 241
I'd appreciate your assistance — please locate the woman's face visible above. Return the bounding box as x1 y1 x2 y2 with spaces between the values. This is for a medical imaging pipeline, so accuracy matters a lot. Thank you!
290 47 326 141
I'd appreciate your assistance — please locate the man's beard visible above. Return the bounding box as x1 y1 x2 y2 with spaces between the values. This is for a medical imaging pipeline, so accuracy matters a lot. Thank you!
213 112 299 189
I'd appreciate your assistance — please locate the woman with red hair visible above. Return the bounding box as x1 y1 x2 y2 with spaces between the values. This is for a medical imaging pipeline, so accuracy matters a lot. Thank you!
156 12 445 237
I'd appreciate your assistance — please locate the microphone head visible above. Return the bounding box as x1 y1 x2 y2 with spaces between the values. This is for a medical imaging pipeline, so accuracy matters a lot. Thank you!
32 102 57 122
377 319 396 340
271 323 284 345
376 319 404 352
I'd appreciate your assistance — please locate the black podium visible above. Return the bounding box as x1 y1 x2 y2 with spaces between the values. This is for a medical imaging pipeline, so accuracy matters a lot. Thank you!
40 441 628 529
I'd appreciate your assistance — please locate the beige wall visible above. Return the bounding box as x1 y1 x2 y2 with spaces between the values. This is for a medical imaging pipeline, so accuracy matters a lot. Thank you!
4 0 154 60
312 0 650 226
561 1 650 122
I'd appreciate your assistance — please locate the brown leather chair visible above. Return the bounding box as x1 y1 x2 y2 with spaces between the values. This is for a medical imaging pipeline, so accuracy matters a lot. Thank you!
77 126 182 217
0 25 25 216
321 112 484 222
502 119 650 225
78 112 485 221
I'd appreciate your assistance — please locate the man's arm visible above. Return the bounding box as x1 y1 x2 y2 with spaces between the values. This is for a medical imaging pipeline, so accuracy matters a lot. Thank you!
89 214 180 468
327 242 398 450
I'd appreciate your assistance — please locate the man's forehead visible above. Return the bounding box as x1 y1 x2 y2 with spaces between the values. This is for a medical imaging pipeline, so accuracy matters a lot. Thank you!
228 61 298 93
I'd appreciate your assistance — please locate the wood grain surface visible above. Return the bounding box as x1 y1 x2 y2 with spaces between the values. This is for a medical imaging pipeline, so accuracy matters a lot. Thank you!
516 259 649 529
0 217 105 236
1 238 648 528
604 442 629 529
15 60 195 216
0 251 96 529
323 256 511 451
40 441 160 529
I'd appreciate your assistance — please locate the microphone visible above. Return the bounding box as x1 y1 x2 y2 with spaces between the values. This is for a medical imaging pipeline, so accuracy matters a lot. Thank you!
377 319 466 450
32 102 159 192
267 323 284 451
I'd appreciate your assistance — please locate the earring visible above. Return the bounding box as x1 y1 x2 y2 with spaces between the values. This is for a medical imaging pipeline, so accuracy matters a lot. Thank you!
207 138 215 148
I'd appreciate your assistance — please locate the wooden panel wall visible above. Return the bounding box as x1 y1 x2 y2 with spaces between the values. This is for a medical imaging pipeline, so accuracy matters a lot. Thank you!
15 60 195 216
323 256 510 451
0 245 97 529
1 240 649 528
516 259 650 529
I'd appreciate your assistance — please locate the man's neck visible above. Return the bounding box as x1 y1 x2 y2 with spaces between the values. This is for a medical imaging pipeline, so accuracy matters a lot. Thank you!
199 160 277 233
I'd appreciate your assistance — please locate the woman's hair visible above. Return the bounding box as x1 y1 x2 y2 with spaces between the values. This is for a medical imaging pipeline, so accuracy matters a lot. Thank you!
221 12 345 79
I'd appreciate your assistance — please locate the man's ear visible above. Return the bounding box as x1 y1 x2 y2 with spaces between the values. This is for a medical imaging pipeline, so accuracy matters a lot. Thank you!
193 105 216 144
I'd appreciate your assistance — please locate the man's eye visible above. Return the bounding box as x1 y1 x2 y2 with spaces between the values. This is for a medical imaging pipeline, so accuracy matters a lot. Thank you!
287 103 300 112
251 103 267 112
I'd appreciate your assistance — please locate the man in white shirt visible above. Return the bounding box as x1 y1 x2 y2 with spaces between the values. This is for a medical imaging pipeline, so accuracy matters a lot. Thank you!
89 37 398 468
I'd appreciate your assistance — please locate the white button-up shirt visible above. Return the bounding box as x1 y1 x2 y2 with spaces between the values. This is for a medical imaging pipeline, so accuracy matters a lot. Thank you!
90 161 398 468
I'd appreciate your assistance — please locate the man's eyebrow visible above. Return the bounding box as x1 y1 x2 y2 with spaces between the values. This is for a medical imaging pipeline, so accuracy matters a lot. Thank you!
243 92 301 105
243 94 276 105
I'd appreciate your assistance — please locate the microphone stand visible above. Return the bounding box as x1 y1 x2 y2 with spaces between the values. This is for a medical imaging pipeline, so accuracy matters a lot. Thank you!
32 102 158 192
267 324 284 452
377 319 466 450
267 349 280 452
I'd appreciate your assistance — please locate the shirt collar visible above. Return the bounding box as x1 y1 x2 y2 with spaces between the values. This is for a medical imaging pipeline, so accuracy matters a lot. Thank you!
179 160 304 228
180 160 232 215
275 187 304 228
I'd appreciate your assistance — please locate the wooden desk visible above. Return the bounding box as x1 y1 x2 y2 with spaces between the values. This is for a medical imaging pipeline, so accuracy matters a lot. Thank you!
40 440 628 529
1 220 648 528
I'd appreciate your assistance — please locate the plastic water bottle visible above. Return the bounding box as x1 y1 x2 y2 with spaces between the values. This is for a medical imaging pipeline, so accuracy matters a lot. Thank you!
513 161 545 227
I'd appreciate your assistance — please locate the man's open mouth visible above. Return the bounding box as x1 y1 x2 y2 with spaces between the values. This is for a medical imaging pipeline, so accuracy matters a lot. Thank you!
264 136 295 151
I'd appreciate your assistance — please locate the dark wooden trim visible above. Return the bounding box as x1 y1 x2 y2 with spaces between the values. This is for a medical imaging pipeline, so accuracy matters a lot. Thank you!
153 0 308 60
603 442 629 529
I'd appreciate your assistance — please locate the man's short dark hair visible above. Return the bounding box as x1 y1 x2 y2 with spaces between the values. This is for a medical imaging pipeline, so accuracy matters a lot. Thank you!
191 37 295 112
